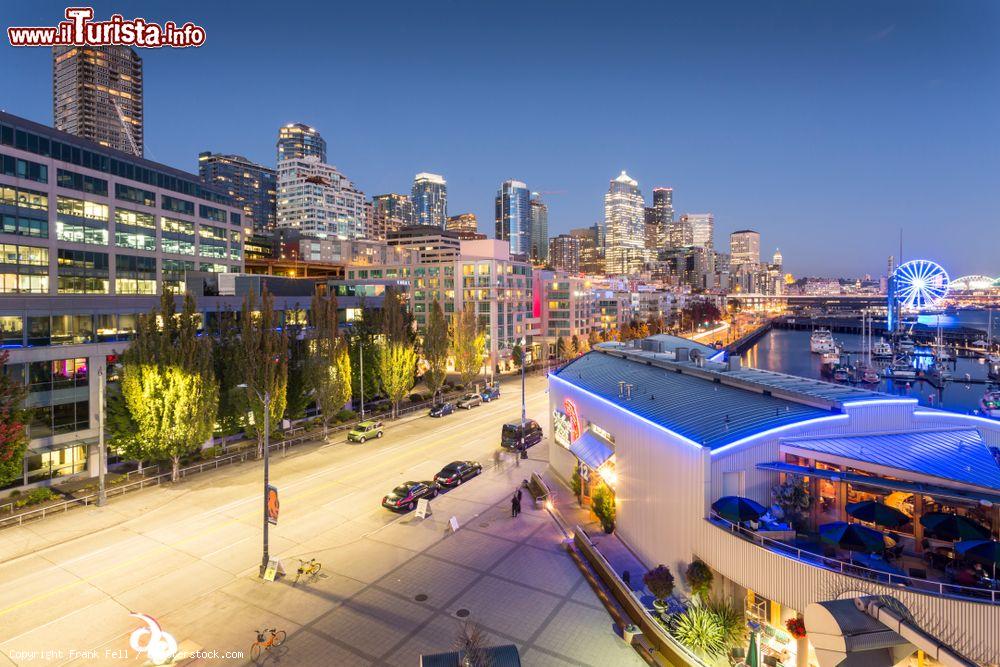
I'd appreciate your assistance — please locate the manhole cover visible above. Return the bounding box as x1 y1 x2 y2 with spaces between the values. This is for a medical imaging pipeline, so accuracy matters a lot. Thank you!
415 593 429 602
455 608 470 618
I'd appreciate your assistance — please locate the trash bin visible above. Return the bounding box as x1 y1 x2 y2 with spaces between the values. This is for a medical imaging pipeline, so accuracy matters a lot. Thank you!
623 624 641 645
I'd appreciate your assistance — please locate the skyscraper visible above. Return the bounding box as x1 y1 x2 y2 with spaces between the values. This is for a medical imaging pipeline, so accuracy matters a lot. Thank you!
530 192 549 263
549 234 581 273
652 187 675 248
604 171 647 275
571 225 605 275
276 156 366 238
53 46 143 156
644 207 659 252
729 229 761 269
198 152 277 231
683 213 714 251
446 213 478 235
411 173 448 228
368 194 415 240
277 123 326 163
494 180 531 256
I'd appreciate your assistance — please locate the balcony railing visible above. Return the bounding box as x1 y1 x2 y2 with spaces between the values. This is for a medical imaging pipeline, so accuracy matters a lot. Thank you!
708 513 1000 605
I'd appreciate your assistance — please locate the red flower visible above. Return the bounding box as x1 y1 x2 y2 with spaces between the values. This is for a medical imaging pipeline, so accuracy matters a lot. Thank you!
785 617 807 639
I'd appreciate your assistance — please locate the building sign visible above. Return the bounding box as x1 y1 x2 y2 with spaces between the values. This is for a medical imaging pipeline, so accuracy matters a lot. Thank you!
266 485 280 525
554 398 582 448
564 399 582 442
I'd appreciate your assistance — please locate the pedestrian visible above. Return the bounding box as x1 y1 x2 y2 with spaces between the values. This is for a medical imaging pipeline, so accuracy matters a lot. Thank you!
514 494 522 517
516 487 523 505
511 494 518 518
493 448 501 470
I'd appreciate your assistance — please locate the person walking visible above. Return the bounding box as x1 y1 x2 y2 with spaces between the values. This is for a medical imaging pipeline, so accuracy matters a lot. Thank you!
513 494 522 517
516 486 523 506
511 494 518 518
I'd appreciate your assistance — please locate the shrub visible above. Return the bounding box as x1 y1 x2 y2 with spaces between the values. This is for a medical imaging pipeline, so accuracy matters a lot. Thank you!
570 468 582 502
335 409 357 422
590 483 616 533
685 560 714 599
670 604 728 660
643 564 675 602
409 392 425 403
708 600 746 646
15 487 58 508
200 446 222 461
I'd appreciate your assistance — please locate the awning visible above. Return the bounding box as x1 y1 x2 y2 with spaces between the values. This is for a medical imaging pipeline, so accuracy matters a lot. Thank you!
757 461 1000 506
570 430 614 470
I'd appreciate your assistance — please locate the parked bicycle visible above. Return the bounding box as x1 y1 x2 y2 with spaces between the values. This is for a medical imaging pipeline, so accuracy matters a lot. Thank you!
250 628 285 661
293 558 322 585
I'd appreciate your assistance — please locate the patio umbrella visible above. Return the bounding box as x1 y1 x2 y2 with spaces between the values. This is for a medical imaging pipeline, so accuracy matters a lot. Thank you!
711 496 766 523
745 630 759 667
920 512 990 542
846 501 909 529
955 540 1000 579
819 521 887 554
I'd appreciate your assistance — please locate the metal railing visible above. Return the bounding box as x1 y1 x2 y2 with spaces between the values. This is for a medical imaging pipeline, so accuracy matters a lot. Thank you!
708 514 1000 604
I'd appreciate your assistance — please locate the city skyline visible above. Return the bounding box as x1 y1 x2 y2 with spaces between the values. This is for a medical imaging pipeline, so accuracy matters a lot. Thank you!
2 1 998 276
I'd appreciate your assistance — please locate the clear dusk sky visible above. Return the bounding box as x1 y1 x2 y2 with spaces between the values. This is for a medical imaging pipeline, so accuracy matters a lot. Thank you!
2 0 998 277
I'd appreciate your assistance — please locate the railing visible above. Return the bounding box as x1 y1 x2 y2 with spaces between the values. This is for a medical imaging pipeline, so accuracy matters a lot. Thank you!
708 513 1000 604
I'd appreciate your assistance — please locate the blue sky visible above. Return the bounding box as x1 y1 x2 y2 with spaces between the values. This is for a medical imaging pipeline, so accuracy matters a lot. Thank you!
3 0 998 276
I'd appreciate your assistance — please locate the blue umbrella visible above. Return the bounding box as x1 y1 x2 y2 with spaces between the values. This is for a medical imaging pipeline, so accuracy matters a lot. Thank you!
955 540 1000 579
846 501 909 529
820 521 887 554
711 496 767 523
920 512 990 542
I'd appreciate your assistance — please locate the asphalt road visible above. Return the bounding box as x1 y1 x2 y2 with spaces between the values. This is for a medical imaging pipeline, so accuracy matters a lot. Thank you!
0 375 643 666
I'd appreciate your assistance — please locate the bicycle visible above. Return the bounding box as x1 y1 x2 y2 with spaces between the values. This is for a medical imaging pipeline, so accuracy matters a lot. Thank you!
293 558 322 585
250 628 285 662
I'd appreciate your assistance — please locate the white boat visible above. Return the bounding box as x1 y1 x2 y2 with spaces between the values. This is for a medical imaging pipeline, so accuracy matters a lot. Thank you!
884 359 917 380
981 390 1000 418
810 329 837 354
971 339 989 350
897 336 915 353
872 338 893 358
861 367 881 384
820 348 841 365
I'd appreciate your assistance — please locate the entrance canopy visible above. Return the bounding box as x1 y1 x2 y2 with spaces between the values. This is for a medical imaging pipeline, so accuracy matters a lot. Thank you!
570 431 614 470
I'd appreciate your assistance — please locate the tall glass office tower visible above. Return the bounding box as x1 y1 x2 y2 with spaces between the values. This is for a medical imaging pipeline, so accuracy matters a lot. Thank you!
604 171 647 275
530 192 548 263
276 123 326 163
411 173 448 228
494 180 531 256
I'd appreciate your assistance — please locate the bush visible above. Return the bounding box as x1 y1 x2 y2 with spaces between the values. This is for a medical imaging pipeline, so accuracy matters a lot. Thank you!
708 600 746 646
590 484 616 533
643 564 675 602
14 487 59 508
685 560 714 599
200 446 222 461
335 409 357 423
670 604 728 660
570 468 582 502
409 392 425 403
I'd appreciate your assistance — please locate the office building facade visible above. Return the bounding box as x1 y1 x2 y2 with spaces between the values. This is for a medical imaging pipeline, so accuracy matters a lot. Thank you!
548 234 580 274
494 180 531 257
198 152 276 232
411 173 448 228
570 224 605 275
604 171 648 275
530 192 548 263
446 212 478 236
683 213 714 251
53 46 143 157
276 123 326 163
368 193 414 240
730 229 761 270
276 156 366 239
652 187 675 248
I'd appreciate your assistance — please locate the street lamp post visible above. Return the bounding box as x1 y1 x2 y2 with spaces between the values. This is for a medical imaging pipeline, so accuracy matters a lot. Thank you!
239 383 271 578
96 362 107 507
358 336 365 420
519 337 527 458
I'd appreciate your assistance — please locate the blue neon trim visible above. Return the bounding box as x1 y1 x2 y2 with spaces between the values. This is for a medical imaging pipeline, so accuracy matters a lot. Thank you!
841 398 919 408
709 413 850 456
708 350 727 363
548 372 703 450
914 410 1000 428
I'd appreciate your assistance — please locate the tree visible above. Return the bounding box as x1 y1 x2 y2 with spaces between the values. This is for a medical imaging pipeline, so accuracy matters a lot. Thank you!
511 341 524 369
590 482 616 533
121 291 218 481
587 330 602 347
0 350 28 487
569 335 580 357
309 292 352 437
285 328 311 421
643 564 675 605
105 380 143 472
240 289 288 457
685 560 714 600
452 307 485 387
670 604 727 660
379 340 417 418
555 336 567 360
348 304 381 405
212 309 246 439
422 297 450 400
381 285 415 345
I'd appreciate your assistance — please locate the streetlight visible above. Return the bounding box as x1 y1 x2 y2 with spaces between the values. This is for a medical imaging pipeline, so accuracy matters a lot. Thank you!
519 337 527 458
356 335 365 420
238 382 271 578
96 362 107 507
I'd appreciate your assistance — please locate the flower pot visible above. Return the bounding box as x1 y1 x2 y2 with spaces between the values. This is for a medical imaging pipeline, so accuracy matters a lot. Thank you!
652 599 668 613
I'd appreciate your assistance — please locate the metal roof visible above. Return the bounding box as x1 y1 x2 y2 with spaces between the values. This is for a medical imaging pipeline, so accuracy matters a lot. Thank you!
782 429 1000 492
719 366 890 404
554 350 834 449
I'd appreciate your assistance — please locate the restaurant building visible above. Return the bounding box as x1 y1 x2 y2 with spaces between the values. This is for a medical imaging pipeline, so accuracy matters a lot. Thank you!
548 336 1000 666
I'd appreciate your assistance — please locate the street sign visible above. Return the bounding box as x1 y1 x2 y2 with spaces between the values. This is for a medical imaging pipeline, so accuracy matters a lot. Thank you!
415 498 432 519
266 485 279 525
449 516 460 533
262 557 285 582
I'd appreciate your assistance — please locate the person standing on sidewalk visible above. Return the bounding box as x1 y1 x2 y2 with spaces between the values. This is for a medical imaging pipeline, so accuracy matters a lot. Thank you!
511 493 518 518
514 494 522 517
516 486 523 506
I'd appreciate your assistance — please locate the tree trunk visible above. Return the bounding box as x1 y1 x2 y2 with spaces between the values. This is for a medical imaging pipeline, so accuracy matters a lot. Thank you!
137 459 144 475
257 435 264 459
171 456 180 482
323 420 328 441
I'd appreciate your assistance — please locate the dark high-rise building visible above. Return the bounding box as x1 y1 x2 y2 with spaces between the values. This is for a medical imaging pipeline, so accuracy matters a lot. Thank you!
276 123 326 163
570 224 605 275
53 46 144 157
549 234 580 273
494 180 531 256
530 192 549 263
198 152 277 231
644 206 659 252
411 173 448 228
369 194 415 240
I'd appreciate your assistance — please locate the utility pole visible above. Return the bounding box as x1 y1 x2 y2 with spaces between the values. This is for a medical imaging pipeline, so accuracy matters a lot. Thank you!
97 363 107 507
358 337 365 419
261 390 270 578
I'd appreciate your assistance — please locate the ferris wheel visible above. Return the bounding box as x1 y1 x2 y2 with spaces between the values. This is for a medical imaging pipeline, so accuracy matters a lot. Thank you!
892 260 950 310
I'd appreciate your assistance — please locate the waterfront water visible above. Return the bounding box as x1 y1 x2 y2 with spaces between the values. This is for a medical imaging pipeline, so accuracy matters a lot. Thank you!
744 326 995 416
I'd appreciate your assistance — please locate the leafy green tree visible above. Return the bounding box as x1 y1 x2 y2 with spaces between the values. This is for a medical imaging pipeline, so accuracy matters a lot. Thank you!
285 325 311 421
381 285 415 344
451 308 485 387
0 350 28 487
379 340 417 419
591 482 616 533
555 336 567 360
511 341 524 369
685 560 714 600
105 380 144 472
239 289 288 457
347 305 381 405
309 292 352 437
121 292 218 481
422 297 450 400
212 310 246 438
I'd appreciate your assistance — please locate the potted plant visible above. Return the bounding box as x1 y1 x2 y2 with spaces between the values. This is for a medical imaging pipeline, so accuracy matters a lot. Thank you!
591 483 616 533
643 564 675 613
771 475 813 530
570 467 582 505
685 560 714 601
786 617 807 640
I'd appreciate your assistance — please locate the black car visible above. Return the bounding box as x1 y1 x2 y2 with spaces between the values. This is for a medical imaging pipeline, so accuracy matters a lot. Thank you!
429 402 455 418
382 480 438 512
434 460 483 488
500 419 543 450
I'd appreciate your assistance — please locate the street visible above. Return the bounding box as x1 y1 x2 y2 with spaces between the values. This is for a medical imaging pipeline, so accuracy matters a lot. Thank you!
0 375 643 667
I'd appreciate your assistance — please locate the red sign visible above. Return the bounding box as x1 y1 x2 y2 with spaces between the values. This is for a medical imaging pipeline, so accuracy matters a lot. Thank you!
266 485 279 525
563 399 581 443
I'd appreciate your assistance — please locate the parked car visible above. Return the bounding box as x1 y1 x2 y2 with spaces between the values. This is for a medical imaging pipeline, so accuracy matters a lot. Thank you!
457 393 482 409
429 402 456 418
347 420 384 443
500 419 543 450
480 385 501 402
381 480 438 512
434 460 483 488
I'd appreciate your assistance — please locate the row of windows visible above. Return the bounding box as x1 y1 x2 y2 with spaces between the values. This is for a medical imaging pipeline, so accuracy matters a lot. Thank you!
1 214 47 238
0 273 48 294
115 183 155 207
0 184 48 211
1 154 47 183
0 243 47 267
56 195 108 221
56 169 108 196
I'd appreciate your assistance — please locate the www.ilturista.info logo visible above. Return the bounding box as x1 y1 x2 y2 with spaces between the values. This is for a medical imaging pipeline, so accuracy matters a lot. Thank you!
8 7 206 48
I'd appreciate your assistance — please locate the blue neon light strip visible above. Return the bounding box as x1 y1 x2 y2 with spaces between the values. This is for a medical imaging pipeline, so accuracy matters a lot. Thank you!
709 414 850 456
841 398 919 408
914 410 1000 428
